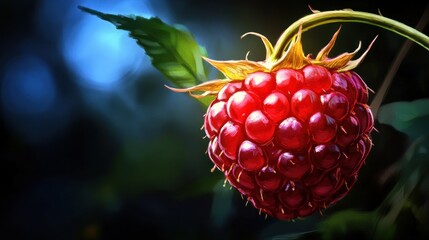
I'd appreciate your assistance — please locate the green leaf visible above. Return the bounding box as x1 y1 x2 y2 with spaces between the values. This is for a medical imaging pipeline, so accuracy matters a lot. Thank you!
78 6 208 90
377 98 429 139
317 210 395 240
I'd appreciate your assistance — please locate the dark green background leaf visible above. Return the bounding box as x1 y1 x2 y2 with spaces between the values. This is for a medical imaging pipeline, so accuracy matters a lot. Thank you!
377 98 429 139
317 210 394 240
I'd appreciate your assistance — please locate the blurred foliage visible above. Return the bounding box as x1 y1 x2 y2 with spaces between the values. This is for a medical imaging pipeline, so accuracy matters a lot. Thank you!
78 6 212 106
2 1 429 240
79 6 429 240
378 99 429 139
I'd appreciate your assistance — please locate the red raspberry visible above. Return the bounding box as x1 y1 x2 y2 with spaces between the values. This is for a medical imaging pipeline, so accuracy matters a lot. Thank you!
169 27 375 220
203 68 373 220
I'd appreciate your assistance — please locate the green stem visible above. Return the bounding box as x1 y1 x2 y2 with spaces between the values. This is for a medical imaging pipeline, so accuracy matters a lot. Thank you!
270 10 429 61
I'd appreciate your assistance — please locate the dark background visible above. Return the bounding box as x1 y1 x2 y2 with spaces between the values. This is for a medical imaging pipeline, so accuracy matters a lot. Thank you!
1 0 429 239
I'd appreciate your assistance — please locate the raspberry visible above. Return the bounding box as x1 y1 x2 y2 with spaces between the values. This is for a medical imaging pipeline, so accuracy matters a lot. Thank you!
169 27 375 220
202 68 373 219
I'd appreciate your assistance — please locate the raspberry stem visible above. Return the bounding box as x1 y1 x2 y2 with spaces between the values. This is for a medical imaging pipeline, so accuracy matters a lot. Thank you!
270 9 429 62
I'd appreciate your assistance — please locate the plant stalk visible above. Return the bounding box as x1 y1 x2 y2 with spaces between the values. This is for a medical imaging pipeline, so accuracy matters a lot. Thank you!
270 10 429 61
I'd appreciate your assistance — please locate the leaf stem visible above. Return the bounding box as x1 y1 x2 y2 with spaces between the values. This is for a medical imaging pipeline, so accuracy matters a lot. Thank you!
270 10 429 61
370 3 429 118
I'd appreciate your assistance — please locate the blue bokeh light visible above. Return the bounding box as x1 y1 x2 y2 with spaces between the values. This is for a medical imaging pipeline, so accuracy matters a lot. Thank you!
1 54 57 114
61 0 167 91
